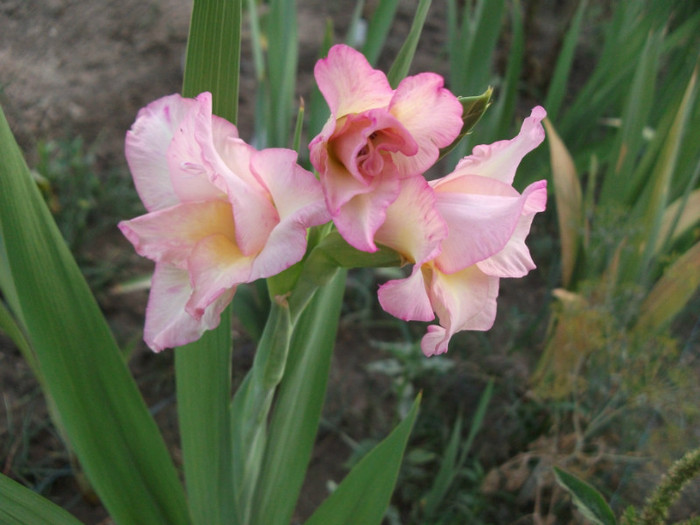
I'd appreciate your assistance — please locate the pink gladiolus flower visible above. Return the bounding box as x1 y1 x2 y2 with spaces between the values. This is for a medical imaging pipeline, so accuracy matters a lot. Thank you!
309 44 463 253
377 107 548 356
119 92 329 351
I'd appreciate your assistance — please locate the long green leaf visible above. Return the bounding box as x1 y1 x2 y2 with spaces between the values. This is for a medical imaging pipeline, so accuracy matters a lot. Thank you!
182 0 241 123
362 0 400 65
304 394 421 525
265 0 298 147
0 105 190 524
637 65 698 279
175 321 234 525
0 473 83 525
387 0 432 88
553 467 616 525
251 270 346 525
543 0 588 123
176 2 242 522
600 29 662 205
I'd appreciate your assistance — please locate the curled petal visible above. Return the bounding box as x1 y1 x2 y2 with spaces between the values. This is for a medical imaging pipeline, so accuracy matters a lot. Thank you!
477 180 547 278
166 92 229 203
251 148 328 224
378 267 434 323
144 264 234 352
389 73 463 175
249 148 331 279
125 94 197 211
447 106 546 185
314 44 393 118
421 266 499 356
330 109 417 184
432 175 528 274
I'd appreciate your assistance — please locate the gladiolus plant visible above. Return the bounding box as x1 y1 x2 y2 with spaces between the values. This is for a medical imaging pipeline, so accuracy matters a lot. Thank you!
0 2 548 524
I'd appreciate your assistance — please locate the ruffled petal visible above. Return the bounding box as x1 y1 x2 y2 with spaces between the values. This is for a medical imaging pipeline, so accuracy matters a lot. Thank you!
251 148 328 223
248 148 331 280
330 109 417 184
477 180 547 277
314 44 393 118
389 72 463 175
449 106 546 185
378 267 435 322
375 176 447 265
166 92 228 203
421 266 499 356
117 200 235 268
432 175 527 274
125 93 196 211
207 138 280 257
144 263 233 352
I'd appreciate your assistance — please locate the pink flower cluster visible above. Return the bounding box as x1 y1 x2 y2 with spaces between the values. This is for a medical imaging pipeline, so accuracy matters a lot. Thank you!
120 44 547 355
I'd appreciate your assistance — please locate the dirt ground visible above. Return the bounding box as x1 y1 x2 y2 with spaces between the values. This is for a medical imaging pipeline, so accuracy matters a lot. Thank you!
1 1 594 523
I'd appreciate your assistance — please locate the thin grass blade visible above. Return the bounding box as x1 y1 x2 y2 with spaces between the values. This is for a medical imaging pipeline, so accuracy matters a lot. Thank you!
543 0 588 123
304 394 421 525
600 30 662 205
0 473 83 525
362 0 400 65
387 0 432 88
637 65 698 278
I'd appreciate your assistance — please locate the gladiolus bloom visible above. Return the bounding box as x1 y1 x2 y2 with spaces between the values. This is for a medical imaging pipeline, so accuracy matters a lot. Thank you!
309 44 463 253
377 107 548 356
119 92 329 351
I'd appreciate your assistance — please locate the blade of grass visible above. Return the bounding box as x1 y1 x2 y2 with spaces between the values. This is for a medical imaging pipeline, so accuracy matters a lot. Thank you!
488 0 524 142
0 473 83 525
362 0 400 65
0 104 190 525
304 394 421 525
306 19 335 151
387 0 432 88
543 0 588 123
637 65 698 280
423 379 494 518
600 30 662 205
